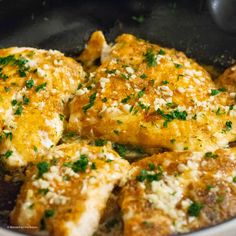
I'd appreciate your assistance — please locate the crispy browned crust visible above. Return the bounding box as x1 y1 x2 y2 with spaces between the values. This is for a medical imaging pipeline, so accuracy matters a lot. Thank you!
120 148 236 236
0 47 85 168
69 32 236 152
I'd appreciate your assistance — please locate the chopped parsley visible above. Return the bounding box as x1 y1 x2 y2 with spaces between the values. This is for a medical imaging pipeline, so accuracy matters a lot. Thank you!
23 95 30 105
71 155 89 173
216 107 223 115
113 130 120 135
11 99 17 106
157 108 188 127
59 114 65 121
210 87 226 96
174 63 183 69
136 167 163 182
25 79 34 89
14 105 23 115
144 48 157 67
91 162 97 170
148 163 156 171
162 80 169 85
38 188 49 195
82 92 97 113
117 120 123 124
140 73 147 79
233 176 236 183
4 87 10 92
37 161 49 178
158 49 166 55
44 209 55 218
94 139 107 146
204 152 218 159
188 202 203 217
170 138 176 144
120 73 129 80
137 88 145 98
102 97 107 103
112 143 127 157
3 131 13 141
2 150 13 159
0 55 29 79
35 82 47 92
138 102 149 111
121 95 131 104
77 83 83 90
223 121 232 132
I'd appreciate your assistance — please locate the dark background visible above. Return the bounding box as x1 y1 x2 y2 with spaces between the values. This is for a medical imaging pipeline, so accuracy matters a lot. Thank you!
0 0 235 68
0 0 236 234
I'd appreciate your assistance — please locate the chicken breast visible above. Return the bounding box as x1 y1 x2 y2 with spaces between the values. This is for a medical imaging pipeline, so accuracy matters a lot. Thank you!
216 64 236 93
68 32 236 152
10 142 130 236
0 47 84 168
119 148 236 236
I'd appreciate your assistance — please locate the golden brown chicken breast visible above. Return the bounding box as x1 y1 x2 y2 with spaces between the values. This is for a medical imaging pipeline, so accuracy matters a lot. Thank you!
10 142 130 236
119 148 236 236
216 64 236 93
68 32 236 152
0 47 84 168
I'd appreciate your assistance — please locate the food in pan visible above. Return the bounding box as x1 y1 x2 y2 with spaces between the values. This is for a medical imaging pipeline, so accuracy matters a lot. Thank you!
0 48 84 168
0 31 235 236
216 64 236 93
120 148 236 236
69 31 236 153
11 142 129 236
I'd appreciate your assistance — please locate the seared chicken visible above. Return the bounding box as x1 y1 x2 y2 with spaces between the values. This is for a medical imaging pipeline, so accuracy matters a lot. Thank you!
68 32 236 152
119 148 236 236
216 64 236 93
11 142 130 236
0 47 84 168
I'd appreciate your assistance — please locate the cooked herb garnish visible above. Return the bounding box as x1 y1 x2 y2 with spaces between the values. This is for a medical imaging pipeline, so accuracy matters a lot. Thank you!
121 95 131 104
158 49 166 55
188 202 203 217
162 80 169 85
37 162 49 178
71 155 89 173
82 92 97 113
224 121 232 132
136 167 163 182
137 88 145 98
38 188 49 195
144 48 157 67
3 131 13 141
140 73 147 79
233 176 236 183
210 87 226 96
44 209 55 218
2 150 13 159
204 152 218 159
112 143 127 157
102 97 107 102
174 63 183 69
59 114 65 121
94 139 107 146
23 95 30 105
11 99 17 106
91 162 97 170
35 82 47 92
25 79 34 89
157 108 188 127
14 105 23 115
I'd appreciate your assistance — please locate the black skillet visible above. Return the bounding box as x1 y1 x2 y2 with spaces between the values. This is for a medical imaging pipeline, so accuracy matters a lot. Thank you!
0 0 236 235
